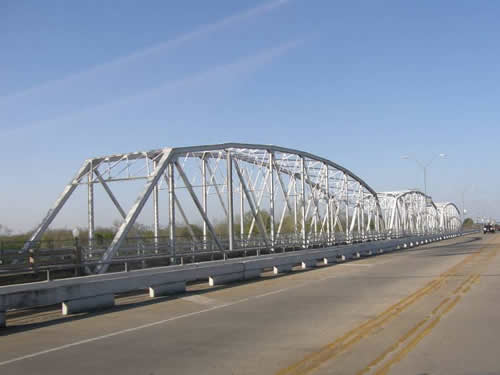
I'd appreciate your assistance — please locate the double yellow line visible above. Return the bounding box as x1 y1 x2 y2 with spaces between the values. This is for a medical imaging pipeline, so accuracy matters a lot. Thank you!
276 240 496 375
360 271 482 375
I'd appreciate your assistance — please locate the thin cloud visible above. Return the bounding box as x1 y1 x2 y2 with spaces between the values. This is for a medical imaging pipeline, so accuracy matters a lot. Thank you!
1 38 303 137
1 0 290 101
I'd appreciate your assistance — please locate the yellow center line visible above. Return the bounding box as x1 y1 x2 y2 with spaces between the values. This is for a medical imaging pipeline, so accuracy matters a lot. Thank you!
453 274 476 294
275 248 482 375
373 295 463 375
431 297 450 315
275 237 498 375
365 249 498 375
356 317 429 375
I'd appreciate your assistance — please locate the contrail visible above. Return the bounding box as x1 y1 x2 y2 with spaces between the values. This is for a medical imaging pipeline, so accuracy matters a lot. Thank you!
1 38 302 136
1 0 290 101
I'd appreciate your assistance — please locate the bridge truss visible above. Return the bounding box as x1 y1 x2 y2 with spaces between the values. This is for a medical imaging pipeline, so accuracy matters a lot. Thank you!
436 202 462 233
378 191 443 237
23 143 462 274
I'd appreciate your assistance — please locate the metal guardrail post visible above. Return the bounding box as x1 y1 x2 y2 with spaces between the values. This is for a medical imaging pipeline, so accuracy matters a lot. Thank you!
29 246 38 270
74 238 82 277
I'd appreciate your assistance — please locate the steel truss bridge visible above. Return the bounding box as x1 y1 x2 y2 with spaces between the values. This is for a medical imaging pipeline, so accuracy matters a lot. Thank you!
23 143 462 274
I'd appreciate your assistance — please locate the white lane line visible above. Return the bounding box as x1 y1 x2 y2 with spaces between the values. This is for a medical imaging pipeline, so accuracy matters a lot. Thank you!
0 273 341 367
0 300 243 367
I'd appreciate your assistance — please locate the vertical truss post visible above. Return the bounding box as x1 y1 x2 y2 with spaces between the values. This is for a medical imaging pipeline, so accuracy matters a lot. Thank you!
233 160 269 249
245 168 270 240
227 150 234 253
269 152 275 251
153 160 159 254
294 178 298 241
175 161 223 252
88 162 95 253
330 200 336 242
360 190 365 240
201 155 208 249
96 149 173 274
345 174 349 242
325 165 331 245
205 159 228 217
301 157 307 248
357 204 361 239
375 204 380 237
240 180 245 244
168 162 176 262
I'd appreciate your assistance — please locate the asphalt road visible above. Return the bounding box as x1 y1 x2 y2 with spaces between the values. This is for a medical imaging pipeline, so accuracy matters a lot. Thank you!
0 233 498 375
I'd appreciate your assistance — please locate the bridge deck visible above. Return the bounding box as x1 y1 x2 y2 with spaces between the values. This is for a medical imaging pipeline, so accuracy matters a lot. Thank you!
1 233 498 375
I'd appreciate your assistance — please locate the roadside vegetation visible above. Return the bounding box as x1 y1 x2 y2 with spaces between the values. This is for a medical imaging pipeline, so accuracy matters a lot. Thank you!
0 210 356 250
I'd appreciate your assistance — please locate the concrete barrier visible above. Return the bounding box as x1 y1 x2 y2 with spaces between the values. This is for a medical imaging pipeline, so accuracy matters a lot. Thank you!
336 255 346 262
62 293 114 315
273 264 294 274
0 233 468 327
322 257 335 265
209 272 243 286
301 260 317 269
243 268 262 280
149 281 186 297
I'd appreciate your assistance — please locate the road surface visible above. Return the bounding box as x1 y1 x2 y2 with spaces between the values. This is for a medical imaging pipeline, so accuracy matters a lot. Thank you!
0 233 499 375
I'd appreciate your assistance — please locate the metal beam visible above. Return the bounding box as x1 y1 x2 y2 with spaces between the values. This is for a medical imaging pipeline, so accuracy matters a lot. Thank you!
174 161 224 252
168 163 176 260
233 159 270 246
227 150 234 252
94 169 127 219
96 149 173 273
23 160 91 251
88 163 95 252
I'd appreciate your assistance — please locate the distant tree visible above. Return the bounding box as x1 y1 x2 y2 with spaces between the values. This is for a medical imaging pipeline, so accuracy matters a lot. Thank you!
463 218 474 227
0 224 12 236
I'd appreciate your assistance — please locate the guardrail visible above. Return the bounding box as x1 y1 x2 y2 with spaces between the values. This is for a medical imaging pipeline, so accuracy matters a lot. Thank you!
0 231 436 274
0 232 471 328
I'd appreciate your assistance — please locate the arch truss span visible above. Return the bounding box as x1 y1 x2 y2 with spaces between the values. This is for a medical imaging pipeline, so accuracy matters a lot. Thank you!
436 202 462 233
377 190 441 238
24 143 385 274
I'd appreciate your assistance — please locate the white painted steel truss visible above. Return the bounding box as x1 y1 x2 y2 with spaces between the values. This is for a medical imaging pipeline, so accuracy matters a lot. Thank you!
23 143 462 274
377 191 455 237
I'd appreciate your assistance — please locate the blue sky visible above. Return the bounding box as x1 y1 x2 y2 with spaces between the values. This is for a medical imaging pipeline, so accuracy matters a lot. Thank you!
1 0 499 232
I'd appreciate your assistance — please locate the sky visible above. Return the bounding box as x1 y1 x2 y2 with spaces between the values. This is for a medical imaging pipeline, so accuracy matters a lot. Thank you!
1 0 499 233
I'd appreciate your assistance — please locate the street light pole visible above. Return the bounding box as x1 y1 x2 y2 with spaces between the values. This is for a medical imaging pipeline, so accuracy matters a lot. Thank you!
401 153 446 196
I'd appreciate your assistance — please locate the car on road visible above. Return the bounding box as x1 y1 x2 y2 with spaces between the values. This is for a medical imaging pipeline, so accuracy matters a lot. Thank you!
483 223 496 233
